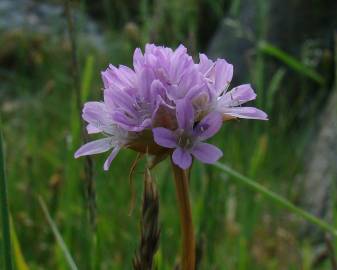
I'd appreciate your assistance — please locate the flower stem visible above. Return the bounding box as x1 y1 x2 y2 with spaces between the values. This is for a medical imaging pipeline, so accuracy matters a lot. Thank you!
171 159 195 270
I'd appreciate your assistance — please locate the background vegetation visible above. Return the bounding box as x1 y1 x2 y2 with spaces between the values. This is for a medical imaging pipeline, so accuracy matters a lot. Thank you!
0 0 336 269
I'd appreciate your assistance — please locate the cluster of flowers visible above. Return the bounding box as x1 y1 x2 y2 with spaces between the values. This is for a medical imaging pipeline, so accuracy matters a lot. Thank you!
75 44 267 170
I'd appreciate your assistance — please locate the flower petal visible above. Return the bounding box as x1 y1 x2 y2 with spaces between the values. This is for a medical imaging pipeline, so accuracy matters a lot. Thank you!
198 53 214 74
102 64 136 90
82 101 117 135
172 148 192 169
185 83 207 102
86 124 101 134
133 48 144 73
153 128 177 148
194 112 223 140
74 138 114 158
112 111 151 132
176 99 194 130
118 65 137 87
191 142 223 164
150 80 170 106
223 107 268 120
101 69 113 89
219 84 256 107
103 146 121 171
138 67 155 101
214 59 233 95
82 102 110 124
104 88 137 115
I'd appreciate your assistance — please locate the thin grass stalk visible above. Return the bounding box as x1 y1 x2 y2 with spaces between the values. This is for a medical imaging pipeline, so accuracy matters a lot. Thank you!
171 158 195 270
214 162 337 237
38 196 79 270
64 0 96 229
133 168 160 270
258 41 325 85
325 234 337 269
0 121 13 270
10 216 30 270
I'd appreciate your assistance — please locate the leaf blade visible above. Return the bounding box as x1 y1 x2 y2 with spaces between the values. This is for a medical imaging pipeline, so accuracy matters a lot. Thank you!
38 196 79 270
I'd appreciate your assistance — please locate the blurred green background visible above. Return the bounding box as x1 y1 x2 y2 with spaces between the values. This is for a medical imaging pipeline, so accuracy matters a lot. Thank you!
1 0 337 269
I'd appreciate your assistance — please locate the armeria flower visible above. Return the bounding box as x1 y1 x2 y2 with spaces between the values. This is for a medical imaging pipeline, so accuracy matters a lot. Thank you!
74 44 268 170
74 101 131 170
194 54 268 120
153 99 223 169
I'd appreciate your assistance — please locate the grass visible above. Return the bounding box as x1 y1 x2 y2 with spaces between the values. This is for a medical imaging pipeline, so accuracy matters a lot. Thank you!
258 41 325 85
214 162 337 237
0 0 335 269
0 119 13 270
38 196 79 270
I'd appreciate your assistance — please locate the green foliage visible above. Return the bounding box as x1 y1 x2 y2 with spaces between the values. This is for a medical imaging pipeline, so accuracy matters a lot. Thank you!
258 41 325 85
214 162 337 237
0 119 13 270
39 196 79 270
10 216 30 270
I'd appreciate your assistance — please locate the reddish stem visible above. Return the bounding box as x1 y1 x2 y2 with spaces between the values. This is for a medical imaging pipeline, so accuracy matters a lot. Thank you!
171 159 195 270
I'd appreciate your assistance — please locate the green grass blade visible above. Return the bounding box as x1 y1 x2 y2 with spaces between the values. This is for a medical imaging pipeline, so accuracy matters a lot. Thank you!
214 162 337 237
258 41 325 85
81 55 94 103
0 120 13 270
38 196 79 270
266 68 286 111
10 216 30 270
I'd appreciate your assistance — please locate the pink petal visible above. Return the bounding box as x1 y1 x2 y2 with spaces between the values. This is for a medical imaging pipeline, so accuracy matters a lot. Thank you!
139 67 155 101
191 142 223 164
214 59 233 95
104 88 137 115
103 146 121 171
176 99 194 130
118 65 137 87
74 138 113 158
220 84 256 107
198 53 214 74
195 112 223 140
86 124 101 134
150 80 167 100
153 128 177 148
223 107 268 120
113 111 151 132
82 102 110 125
133 48 144 73
172 148 192 169
101 69 114 88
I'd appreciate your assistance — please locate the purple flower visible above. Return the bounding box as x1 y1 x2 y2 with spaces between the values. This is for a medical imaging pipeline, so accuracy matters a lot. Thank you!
153 99 223 169
215 84 268 120
196 55 268 121
75 44 268 170
74 102 131 170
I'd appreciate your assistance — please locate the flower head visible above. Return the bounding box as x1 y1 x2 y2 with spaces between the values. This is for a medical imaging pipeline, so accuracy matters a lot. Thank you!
75 44 268 170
